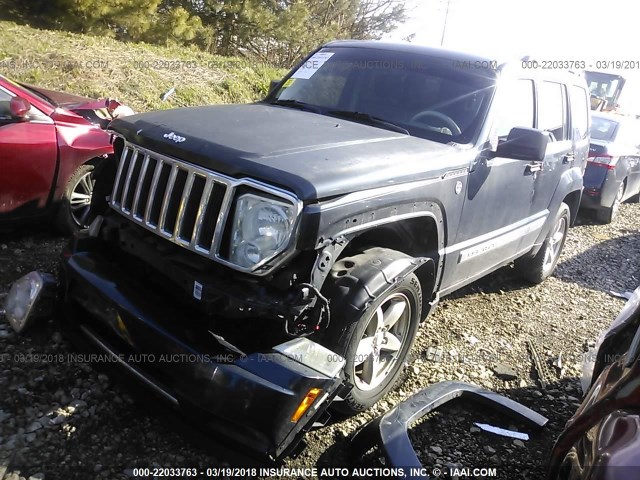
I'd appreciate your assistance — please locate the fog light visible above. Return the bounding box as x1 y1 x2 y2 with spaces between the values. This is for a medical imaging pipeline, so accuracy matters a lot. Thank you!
4 271 56 333
291 388 321 422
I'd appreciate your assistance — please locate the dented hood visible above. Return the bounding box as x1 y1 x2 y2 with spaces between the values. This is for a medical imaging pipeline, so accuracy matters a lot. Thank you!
21 83 107 110
109 103 460 201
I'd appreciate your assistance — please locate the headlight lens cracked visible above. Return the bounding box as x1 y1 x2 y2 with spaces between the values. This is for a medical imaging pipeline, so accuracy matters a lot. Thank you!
229 194 296 269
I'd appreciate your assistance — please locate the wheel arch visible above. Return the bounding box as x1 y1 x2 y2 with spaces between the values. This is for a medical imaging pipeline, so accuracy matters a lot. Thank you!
319 225 439 323
51 154 109 203
563 189 581 226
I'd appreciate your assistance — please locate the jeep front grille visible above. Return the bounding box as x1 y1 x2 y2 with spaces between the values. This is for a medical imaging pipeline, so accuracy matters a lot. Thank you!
111 144 231 255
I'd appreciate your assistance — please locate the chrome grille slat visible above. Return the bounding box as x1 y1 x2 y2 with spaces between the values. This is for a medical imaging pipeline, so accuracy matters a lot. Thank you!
211 188 235 253
174 172 195 243
131 154 150 220
191 179 214 249
111 146 131 205
120 150 139 213
159 165 179 236
108 140 301 274
144 159 164 226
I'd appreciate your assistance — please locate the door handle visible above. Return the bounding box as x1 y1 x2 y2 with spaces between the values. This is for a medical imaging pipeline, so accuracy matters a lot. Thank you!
563 153 575 164
525 162 543 174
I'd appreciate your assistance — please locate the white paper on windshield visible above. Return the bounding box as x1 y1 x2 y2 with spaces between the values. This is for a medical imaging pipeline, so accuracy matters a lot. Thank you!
291 52 335 79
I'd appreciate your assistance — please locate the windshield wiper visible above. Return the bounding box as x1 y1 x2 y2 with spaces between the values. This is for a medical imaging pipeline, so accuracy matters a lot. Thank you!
327 110 409 135
269 99 320 113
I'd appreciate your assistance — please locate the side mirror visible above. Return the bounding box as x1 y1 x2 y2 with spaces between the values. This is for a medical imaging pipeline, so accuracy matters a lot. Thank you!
10 96 31 120
268 79 281 96
496 127 548 161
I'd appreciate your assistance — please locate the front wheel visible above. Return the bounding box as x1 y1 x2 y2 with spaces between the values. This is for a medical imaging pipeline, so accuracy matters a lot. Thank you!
325 273 422 415
55 164 95 234
515 202 570 284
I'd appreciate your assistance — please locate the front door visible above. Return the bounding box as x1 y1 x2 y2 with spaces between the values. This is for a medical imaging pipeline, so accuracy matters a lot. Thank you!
0 88 57 219
441 78 539 291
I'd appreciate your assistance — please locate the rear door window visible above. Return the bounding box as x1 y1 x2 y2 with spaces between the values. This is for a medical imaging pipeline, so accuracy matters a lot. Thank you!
537 81 567 141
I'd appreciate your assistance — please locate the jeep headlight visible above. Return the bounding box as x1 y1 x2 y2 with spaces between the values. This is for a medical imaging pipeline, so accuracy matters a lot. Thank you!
229 194 296 269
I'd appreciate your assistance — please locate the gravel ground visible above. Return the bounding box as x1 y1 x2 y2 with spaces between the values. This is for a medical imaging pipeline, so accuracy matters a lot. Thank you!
0 203 638 480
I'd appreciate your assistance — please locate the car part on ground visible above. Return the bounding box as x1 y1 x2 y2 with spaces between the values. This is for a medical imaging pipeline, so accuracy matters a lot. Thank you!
0 74 132 233
350 381 548 479
2 271 56 333
549 286 640 479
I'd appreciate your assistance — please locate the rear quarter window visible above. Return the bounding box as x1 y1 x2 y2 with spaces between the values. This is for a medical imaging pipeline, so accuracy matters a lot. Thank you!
569 85 589 140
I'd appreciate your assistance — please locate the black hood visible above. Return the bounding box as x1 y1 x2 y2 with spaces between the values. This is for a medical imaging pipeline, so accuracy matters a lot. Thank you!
109 104 462 201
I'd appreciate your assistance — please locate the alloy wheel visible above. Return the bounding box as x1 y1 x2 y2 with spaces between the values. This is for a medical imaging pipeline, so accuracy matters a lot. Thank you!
69 171 95 227
543 216 567 271
353 292 412 391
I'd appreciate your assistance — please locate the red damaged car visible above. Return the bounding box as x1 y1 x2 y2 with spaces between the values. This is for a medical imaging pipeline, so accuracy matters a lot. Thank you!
548 287 640 479
0 75 131 233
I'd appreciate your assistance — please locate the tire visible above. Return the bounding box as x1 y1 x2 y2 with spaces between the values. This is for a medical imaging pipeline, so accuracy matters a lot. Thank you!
596 181 625 224
324 272 422 415
55 164 95 234
515 202 570 284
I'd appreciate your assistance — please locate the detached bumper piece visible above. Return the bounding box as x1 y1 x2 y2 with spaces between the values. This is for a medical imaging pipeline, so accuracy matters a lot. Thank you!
59 250 345 461
350 381 548 479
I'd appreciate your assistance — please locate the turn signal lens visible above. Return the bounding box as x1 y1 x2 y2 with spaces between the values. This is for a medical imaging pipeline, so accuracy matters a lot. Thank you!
291 388 321 422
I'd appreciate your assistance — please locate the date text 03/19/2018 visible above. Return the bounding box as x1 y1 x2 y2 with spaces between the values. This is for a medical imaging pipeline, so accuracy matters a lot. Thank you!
521 60 640 70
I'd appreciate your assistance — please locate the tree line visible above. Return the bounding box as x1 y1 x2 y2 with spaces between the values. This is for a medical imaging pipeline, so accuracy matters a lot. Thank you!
2 0 408 66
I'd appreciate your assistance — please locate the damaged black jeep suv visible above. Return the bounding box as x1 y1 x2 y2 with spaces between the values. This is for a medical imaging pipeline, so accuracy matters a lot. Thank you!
59 41 590 458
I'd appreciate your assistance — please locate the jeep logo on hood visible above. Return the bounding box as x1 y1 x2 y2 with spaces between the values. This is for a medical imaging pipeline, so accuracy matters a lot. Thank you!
163 131 186 143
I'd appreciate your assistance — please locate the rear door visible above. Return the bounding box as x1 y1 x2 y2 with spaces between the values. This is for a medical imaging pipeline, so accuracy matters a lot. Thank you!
527 81 574 220
0 86 58 218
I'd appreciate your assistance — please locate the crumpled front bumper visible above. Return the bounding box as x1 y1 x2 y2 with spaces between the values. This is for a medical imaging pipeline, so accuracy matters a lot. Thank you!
59 245 345 460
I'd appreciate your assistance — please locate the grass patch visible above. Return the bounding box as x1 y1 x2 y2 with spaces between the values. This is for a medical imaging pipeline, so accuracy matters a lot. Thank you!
0 21 286 112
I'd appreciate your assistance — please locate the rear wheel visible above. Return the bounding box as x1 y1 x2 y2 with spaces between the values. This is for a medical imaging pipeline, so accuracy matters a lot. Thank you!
55 164 95 234
324 271 422 415
515 202 570 284
596 181 625 224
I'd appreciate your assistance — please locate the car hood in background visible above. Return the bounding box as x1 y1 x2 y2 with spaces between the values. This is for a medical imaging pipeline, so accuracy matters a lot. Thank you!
21 84 109 110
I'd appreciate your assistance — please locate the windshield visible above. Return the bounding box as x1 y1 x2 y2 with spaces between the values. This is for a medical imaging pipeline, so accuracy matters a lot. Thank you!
269 46 496 144
590 116 619 141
